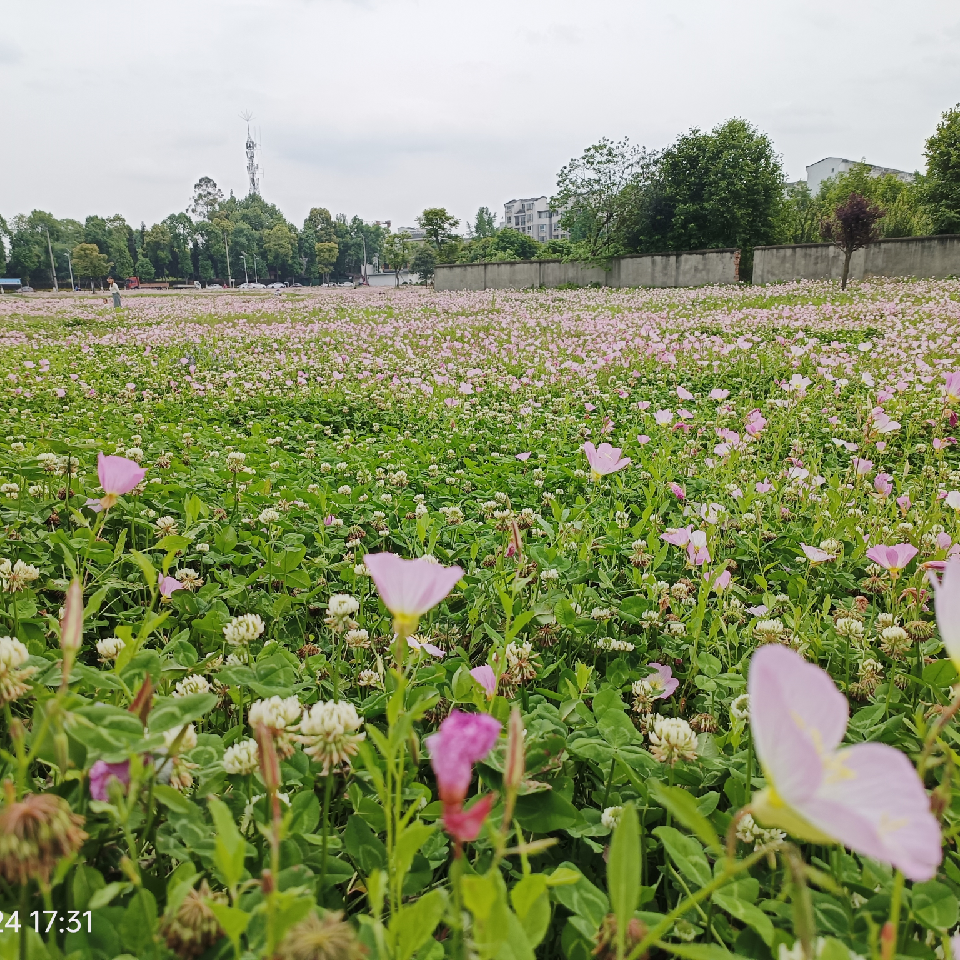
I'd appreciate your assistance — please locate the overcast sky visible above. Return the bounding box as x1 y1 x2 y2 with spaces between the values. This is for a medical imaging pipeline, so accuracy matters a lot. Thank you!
6 0 960 231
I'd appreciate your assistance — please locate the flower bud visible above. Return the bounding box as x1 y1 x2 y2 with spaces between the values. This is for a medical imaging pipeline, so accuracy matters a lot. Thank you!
254 723 281 794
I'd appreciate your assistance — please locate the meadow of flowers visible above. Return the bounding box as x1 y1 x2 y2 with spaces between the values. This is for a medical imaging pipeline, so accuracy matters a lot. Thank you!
1 279 960 960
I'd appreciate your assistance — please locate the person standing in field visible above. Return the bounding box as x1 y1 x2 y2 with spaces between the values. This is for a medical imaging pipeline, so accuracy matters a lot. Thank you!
109 278 121 309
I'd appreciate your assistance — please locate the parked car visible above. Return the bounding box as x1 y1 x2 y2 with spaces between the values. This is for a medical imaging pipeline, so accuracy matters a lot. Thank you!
267 282 286 290
239 282 266 290
18 286 34 293
206 283 223 289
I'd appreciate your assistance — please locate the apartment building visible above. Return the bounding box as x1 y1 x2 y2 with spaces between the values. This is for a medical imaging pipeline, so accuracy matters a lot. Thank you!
806 157 915 194
501 197 569 242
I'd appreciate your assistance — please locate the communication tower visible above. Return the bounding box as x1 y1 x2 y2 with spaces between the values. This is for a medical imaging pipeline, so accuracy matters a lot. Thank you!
241 111 260 196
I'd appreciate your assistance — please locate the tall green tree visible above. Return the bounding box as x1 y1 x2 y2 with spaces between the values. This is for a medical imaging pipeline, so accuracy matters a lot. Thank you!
552 137 651 258
411 243 437 281
381 233 411 285
924 104 960 234
189 176 224 220
263 222 295 277
314 241 339 281
105 215 135 280
416 208 459 251
71 243 110 287
638 119 784 254
471 206 497 238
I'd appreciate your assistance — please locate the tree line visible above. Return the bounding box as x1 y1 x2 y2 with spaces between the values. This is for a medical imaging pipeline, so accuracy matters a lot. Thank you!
5 103 960 287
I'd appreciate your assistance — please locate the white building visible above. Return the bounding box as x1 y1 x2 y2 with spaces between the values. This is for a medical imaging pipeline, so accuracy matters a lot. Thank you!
501 197 569 243
806 157 915 195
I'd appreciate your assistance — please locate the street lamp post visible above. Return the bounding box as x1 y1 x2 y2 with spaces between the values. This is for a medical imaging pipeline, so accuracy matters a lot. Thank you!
240 254 249 285
63 252 75 291
44 227 59 292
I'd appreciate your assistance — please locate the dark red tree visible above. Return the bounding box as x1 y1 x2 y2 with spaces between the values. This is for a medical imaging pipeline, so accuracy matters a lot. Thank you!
820 192 885 290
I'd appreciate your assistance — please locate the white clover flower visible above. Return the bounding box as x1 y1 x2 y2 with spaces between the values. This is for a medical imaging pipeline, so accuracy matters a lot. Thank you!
730 693 750 722
595 637 635 652
358 669 382 688
649 716 697 765
258 507 280 524
223 613 265 645
174 674 211 698
294 700 365 774
163 723 198 753
835 617 864 639
223 737 259 775
155 516 179 537
249 695 301 731
96 636 126 661
540 568 560 583
327 594 360 620
601 806 623 830
0 635 29 669
226 451 247 473
344 628 370 648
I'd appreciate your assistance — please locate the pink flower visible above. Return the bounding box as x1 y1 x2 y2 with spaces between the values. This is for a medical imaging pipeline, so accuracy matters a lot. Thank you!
874 473 893 497
755 481 772 493
749 644 941 881
896 494 912 515
946 491 960 511
515 452 531 461
711 569 732 592
928 558 960 671
364 552 463 636
470 665 497 699
677 386 694 400
852 458 874 476
709 389 730 401
408 636 445 658
661 525 693 546
800 543 836 563
686 531 710 566
636 434 650 445
645 663 679 698
865 543 918 575
324 515 337 526
584 402 596 412
427 710 501 843
583 442 631 480
668 482 685 501
158 574 184 598
89 759 131 800
943 370 960 404
654 409 673 427
88 453 146 512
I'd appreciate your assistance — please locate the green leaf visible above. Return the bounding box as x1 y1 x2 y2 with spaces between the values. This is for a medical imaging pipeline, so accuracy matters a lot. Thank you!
608 802 640 950
156 534 191 555
344 814 388 873
390 889 447 960
913 880 959 930
649 781 723 853
598 708 636 748
119 888 157 953
462 874 500 921
922 660 958 688
206 901 250 949
713 890 774 946
129 550 158 590
394 822 435 889
653 826 711 887
208 797 246 889
148 692 218 733
71 864 105 912
655 944 740 960
512 875 551 949
515 790 580 833
153 784 197 815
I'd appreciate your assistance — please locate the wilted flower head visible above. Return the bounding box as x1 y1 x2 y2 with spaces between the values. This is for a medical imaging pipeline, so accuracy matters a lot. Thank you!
274 909 366 960
0 790 88 885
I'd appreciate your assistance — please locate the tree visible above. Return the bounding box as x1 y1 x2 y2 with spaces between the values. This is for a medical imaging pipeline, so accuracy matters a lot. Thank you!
314 241 339 282
263 222 295 278
776 183 821 244
0 214 7 275
105 215 134 280
924 104 960 234
552 138 652 258
471 207 497 238
144 223 173 276
381 233 411 286
416 208 459 251
134 248 155 282
189 176 224 220
638 119 784 255
820 192 884 290
411 243 437 282
459 229 540 263
71 243 110 287
305 207 337 243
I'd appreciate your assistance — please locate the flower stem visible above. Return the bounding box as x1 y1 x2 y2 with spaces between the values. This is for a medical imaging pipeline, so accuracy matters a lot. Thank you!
319 774 333 905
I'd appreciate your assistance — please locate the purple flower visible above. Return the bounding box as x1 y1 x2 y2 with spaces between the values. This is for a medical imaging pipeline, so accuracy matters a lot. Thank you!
89 759 131 800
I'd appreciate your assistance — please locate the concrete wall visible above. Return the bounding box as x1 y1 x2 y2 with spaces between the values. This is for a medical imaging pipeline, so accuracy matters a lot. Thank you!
434 248 740 291
753 235 960 285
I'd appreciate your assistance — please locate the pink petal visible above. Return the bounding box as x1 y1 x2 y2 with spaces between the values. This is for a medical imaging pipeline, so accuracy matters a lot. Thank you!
470 665 497 698
97 452 146 496
443 794 495 842
749 646 846 804
804 743 941 881
364 553 463 619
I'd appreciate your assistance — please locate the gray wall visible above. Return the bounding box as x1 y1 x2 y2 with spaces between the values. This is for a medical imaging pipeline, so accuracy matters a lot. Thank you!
434 248 740 291
753 235 960 285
